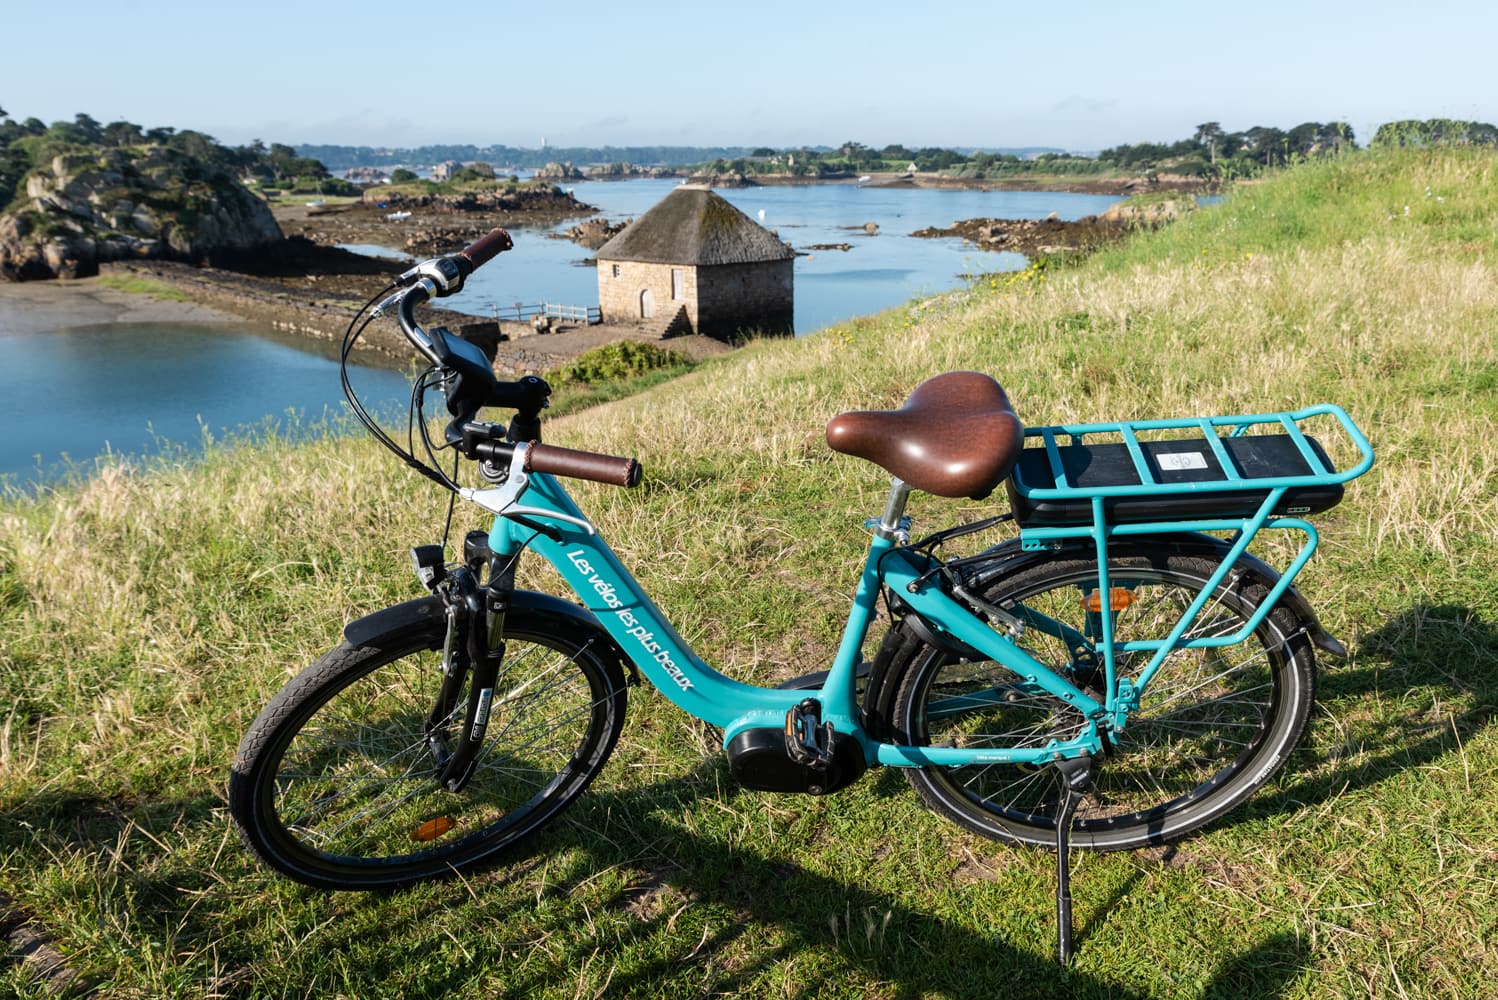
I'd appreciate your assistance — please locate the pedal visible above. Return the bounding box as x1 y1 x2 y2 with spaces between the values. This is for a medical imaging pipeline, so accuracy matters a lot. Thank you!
784 699 835 770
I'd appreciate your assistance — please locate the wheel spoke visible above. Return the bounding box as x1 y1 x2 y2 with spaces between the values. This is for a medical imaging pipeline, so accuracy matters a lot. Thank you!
232 620 625 886
895 555 1312 850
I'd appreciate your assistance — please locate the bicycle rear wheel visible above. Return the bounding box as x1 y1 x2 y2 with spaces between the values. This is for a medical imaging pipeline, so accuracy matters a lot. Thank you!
230 608 627 889
886 551 1315 851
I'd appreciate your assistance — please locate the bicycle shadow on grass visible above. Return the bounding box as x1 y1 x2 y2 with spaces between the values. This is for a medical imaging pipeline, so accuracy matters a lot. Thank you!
259 757 1317 1000
0 790 223 994
1244 602 1496 822
0 770 1317 998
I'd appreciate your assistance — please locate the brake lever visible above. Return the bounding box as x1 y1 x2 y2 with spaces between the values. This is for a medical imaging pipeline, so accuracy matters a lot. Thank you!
373 256 465 317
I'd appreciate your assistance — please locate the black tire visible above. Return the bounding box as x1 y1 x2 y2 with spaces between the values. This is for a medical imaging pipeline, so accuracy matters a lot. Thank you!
888 552 1315 851
229 609 627 888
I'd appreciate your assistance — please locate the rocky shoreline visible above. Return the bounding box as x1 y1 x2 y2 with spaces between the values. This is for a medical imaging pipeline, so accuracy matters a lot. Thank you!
4 168 1181 376
911 215 1130 257
274 191 595 259
708 170 1208 196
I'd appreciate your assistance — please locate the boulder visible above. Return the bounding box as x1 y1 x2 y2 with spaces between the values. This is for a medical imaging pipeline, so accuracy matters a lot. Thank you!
0 146 282 280
1100 197 1197 225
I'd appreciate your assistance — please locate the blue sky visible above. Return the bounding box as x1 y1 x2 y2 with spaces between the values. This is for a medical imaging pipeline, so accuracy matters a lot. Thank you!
3 0 1494 151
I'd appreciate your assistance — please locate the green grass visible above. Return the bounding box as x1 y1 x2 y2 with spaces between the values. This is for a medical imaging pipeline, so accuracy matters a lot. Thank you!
3 147 1496 997
94 273 193 302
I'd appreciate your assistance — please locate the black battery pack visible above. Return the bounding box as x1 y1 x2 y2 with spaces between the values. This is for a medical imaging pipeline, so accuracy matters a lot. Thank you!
1005 434 1345 527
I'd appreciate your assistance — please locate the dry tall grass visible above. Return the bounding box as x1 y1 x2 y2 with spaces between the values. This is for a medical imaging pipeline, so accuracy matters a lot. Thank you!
2 147 1495 997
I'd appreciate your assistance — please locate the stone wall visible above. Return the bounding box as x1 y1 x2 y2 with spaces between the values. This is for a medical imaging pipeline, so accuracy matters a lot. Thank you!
696 260 794 339
597 260 698 331
597 258 793 340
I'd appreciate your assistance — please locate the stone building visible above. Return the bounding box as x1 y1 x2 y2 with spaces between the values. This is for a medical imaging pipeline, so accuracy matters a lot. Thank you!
596 185 795 340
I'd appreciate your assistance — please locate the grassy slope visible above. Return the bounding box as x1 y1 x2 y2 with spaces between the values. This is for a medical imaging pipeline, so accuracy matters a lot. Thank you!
2 148 1495 998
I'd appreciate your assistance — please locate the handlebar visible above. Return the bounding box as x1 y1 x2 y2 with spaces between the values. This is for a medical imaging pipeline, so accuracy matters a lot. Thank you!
527 443 641 488
372 233 644 489
470 439 640 489
381 227 515 363
456 228 514 275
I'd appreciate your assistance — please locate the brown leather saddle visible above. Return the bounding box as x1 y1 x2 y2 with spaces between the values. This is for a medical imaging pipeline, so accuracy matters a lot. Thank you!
825 371 1024 500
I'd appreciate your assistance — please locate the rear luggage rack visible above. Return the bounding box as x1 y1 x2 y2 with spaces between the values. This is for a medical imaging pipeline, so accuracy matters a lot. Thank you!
1000 405 1374 683
1007 404 1374 534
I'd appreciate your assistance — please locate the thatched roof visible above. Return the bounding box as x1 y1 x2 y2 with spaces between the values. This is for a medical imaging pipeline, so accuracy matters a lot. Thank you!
597 185 795 265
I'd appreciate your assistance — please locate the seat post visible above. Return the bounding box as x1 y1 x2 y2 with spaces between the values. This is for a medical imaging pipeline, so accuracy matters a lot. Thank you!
876 479 913 539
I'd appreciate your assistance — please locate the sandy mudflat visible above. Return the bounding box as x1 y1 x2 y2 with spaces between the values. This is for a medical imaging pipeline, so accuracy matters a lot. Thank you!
0 278 242 337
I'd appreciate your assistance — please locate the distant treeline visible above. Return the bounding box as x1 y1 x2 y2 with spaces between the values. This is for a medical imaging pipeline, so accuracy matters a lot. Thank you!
5 106 1495 212
297 144 769 172
1370 118 1498 148
1099 119 1497 178
301 120 1498 184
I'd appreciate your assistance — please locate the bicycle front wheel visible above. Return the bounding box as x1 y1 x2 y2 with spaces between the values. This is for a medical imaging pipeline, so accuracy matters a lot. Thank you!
888 551 1316 851
230 608 627 889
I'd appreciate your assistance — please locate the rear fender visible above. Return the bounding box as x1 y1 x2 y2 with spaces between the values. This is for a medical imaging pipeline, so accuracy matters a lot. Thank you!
861 531 1341 739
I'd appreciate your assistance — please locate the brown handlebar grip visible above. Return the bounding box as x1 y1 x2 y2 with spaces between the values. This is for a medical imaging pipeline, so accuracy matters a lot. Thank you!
458 227 514 271
525 443 642 488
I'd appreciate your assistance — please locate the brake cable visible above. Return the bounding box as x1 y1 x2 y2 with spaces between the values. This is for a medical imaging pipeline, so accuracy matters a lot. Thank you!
339 286 459 492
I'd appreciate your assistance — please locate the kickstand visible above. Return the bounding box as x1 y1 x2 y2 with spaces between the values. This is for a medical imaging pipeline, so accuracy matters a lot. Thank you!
1052 756 1094 966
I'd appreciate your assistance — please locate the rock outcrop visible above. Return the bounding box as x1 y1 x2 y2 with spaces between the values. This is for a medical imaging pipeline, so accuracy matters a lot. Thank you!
360 181 590 217
1099 197 1197 224
558 217 627 250
910 215 1136 257
533 162 584 181
0 146 282 280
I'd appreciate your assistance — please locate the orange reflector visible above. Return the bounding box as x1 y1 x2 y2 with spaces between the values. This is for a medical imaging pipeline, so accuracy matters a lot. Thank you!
410 816 456 842
1082 588 1137 613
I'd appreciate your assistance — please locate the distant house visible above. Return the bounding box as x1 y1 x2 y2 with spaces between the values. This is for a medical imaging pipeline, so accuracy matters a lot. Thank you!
430 160 463 181
596 185 795 340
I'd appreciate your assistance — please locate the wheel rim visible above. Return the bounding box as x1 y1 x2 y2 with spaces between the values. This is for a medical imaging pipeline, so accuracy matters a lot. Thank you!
908 567 1295 837
262 633 611 872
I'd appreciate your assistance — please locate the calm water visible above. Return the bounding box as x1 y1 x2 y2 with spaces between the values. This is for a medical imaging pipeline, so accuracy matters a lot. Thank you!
430 179 1121 332
1 180 1121 487
0 322 412 487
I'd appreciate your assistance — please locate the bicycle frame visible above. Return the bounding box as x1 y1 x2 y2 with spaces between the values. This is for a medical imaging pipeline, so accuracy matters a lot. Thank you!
486 470 1109 769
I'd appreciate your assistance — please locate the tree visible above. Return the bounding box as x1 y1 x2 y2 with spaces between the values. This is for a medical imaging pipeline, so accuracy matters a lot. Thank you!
1241 126 1289 166
450 162 496 183
1194 122 1224 164
73 112 103 143
1286 122 1321 157
102 120 144 147
1372 118 1495 148
1319 121 1355 153
913 147 963 171
390 168 418 183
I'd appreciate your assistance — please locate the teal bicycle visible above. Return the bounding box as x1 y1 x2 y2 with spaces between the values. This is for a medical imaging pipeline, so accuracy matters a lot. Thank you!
229 230 1374 961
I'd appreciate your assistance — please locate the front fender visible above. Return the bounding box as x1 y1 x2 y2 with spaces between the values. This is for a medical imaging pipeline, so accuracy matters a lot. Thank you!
342 590 640 682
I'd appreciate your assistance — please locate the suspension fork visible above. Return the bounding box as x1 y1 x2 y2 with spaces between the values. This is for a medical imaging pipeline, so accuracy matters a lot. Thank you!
424 550 516 793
